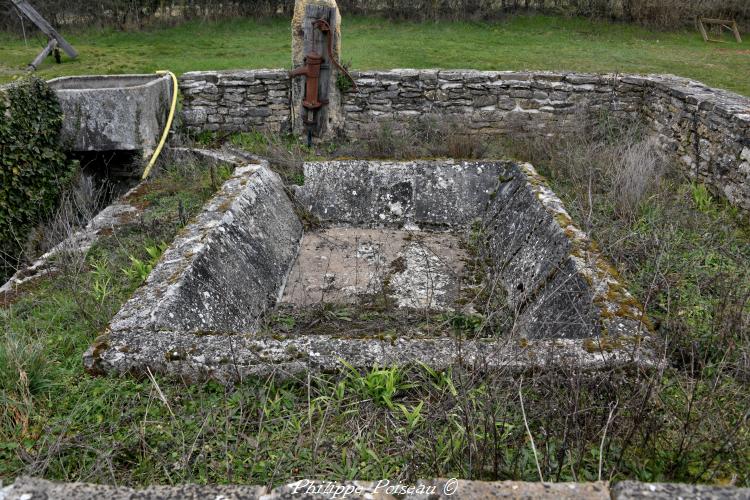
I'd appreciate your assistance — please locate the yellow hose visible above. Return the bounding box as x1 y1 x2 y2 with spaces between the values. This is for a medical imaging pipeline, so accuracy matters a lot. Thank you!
142 70 178 180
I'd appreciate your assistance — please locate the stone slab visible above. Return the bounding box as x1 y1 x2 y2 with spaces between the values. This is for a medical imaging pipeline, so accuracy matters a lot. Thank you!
82 320 661 383
296 160 502 226
412 479 610 499
8 478 746 500
610 481 750 499
1 476 267 500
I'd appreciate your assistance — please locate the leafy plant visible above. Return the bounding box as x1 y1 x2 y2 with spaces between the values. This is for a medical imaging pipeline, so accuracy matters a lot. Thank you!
122 242 167 284
229 130 268 154
342 362 414 409
418 361 458 397
0 77 77 280
445 312 484 335
690 182 714 213
272 313 296 331
90 258 113 306
396 400 424 432
335 62 354 93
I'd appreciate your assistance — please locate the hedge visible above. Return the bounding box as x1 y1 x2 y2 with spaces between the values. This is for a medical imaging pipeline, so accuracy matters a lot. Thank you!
2 0 748 31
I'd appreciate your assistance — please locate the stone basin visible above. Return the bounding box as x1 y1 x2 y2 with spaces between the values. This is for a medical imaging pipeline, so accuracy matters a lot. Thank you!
84 152 660 383
48 74 172 154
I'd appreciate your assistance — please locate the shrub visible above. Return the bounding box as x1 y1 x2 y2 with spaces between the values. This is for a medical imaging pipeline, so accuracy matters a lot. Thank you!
0 77 77 280
4 0 746 31
342 114 487 160
611 136 664 220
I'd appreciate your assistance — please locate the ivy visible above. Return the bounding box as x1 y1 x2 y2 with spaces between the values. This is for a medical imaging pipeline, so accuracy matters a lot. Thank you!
0 77 77 279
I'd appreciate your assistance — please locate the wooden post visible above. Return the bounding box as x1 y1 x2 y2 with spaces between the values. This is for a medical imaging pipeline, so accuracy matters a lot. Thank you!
28 38 57 70
732 20 742 43
291 0 342 141
697 17 709 42
12 0 78 69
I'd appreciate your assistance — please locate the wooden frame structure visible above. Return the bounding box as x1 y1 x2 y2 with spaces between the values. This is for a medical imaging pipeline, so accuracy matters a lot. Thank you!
11 0 78 69
697 17 742 43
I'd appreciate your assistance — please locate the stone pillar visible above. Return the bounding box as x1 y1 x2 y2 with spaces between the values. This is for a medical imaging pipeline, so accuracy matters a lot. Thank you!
291 0 343 141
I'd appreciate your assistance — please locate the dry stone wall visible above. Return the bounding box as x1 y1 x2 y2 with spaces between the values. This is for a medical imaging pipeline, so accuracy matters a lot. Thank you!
180 70 291 134
179 69 750 210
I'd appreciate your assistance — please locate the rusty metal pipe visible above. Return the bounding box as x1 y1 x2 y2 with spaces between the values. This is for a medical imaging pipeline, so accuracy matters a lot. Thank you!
313 19 358 93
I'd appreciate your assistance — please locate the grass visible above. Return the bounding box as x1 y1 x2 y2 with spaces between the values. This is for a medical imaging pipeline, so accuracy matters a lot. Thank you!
503 120 750 484
2 116 749 487
1 15 750 95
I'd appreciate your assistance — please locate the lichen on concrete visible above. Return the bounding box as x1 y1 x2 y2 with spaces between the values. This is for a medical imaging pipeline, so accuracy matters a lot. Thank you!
296 159 502 226
49 74 172 154
483 161 654 342
83 154 303 376
280 226 468 310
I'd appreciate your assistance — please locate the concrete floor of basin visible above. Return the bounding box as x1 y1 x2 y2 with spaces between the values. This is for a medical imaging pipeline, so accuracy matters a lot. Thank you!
280 226 471 310
270 225 515 340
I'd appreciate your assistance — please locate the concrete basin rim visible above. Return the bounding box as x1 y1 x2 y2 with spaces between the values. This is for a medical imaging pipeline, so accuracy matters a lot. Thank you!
47 73 172 92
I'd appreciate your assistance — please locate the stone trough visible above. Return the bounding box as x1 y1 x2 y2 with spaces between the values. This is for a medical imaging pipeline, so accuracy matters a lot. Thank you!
49 74 172 154
84 155 660 382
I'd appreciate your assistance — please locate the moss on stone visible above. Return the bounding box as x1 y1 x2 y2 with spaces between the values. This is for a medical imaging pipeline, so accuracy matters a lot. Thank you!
583 336 622 353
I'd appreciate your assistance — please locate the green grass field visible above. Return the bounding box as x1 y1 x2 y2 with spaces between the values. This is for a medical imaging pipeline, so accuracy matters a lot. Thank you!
1 15 749 95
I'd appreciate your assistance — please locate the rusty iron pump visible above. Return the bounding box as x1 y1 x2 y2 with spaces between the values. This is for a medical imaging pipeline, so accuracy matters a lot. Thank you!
289 52 327 123
289 18 357 144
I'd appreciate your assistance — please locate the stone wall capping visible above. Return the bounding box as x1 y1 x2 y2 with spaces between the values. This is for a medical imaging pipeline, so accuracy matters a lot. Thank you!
531 72 566 81
564 73 601 84
498 71 532 80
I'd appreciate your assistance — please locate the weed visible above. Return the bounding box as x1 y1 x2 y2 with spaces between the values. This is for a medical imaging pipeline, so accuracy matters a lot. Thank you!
611 136 665 220
335 62 354 93
396 400 425 433
122 243 167 285
337 115 488 161
270 313 296 332
230 131 269 154
342 362 414 409
445 312 484 336
226 132 322 186
90 258 113 306
690 182 714 213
